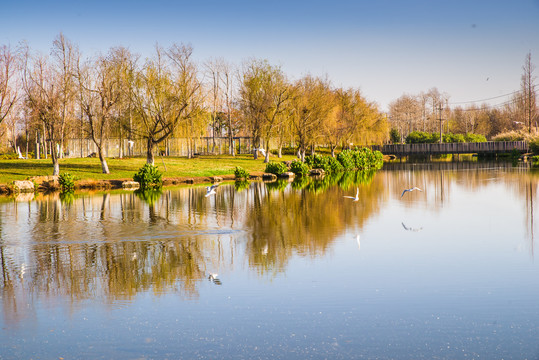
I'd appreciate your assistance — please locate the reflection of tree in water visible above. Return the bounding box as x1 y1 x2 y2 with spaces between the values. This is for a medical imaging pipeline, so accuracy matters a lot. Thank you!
3 161 537 324
0 191 235 325
245 171 384 275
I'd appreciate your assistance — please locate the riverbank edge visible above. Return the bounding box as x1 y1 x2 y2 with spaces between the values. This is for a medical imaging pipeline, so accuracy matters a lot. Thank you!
0 173 264 196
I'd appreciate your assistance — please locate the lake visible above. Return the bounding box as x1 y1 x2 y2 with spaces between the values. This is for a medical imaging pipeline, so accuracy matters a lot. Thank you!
1 162 539 359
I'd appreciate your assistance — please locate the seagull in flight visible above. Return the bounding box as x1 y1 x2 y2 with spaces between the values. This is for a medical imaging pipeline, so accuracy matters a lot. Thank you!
401 187 422 198
344 188 360 201
205 183 219 197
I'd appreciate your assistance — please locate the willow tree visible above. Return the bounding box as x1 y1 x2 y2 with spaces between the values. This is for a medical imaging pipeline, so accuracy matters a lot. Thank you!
239 59 290 162
131 44 202 165
291 75 334 161
345 90 388 146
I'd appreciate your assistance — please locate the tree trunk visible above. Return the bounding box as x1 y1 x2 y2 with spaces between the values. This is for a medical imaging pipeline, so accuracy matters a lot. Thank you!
264 139 270 163
331 146 336 157
98 147 110 174
278 146 282 158
51 150 60 176
146 139 155 165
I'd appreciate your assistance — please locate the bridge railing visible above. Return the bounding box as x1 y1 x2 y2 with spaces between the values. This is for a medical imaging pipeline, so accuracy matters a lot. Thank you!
371 141 529 156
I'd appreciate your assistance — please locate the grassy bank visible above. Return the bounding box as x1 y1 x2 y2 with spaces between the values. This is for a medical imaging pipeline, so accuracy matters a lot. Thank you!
0 155 297 185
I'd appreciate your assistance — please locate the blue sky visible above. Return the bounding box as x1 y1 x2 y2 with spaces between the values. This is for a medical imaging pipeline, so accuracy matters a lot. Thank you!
2 0 539 111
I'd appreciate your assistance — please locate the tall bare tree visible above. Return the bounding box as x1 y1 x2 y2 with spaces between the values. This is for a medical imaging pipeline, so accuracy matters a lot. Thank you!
521 52 537 133
0 45 18 125
23 49 62 174
77 50 123 173
51 33 79 159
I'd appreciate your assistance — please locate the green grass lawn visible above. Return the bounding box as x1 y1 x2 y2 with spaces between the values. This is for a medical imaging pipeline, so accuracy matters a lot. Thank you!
0 155 297 185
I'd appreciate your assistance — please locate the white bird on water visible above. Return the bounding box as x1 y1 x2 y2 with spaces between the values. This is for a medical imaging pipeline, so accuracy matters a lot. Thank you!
344 188 360 201
208 272 222 285
401 187 422 198
205 184 219 197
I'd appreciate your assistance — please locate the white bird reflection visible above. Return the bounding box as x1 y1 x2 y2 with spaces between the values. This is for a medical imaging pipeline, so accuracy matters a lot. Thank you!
401 187 422 198
344 188 360 201
205 184 219 197
401 222 423 232
356 234 361 251
208 273 222 285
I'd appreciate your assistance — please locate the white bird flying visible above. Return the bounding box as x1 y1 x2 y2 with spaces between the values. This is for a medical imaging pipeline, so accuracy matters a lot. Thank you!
401 187 422 198
205 184 220 197
344 188 360 201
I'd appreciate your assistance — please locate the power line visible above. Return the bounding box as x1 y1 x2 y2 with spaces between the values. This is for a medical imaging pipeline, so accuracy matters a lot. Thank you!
449 90 520 105
449 83 538 108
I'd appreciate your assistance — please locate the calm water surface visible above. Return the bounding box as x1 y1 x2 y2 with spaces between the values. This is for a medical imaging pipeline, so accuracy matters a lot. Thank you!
1 162 539 359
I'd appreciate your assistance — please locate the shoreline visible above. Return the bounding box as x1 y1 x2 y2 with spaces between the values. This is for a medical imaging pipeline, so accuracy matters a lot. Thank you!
0 173 264 196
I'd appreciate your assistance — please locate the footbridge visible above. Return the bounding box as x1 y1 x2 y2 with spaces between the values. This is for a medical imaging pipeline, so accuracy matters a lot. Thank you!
371 141 529 157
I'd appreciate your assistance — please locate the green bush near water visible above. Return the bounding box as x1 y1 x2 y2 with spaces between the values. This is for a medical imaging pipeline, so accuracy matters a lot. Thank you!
264 161 288 175
58 172 76 193
133 164 163 190
290 159 310 176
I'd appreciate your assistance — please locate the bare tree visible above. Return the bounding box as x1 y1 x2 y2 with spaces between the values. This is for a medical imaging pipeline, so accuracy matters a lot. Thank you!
521 52 537 133
0 45 18 125
219 59 237 156
22 49 62 174
77 51 123 173
205 58 221 153
51 33 79 159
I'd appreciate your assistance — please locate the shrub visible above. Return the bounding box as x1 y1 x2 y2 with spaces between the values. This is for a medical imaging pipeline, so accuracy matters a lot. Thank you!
492 131 522 142
529 136 539 154
290 159 310 176
58 172 75 192
406 131 438 144
133 164 163 190
327 156 344 173
389 128 401 144
464 133 487 143
265 161 288 175
337 149 354 170
234 166 250 180
305 154 331 172
443 133 466 143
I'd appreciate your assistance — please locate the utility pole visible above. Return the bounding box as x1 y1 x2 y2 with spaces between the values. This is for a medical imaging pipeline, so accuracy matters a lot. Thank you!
438 104 443 144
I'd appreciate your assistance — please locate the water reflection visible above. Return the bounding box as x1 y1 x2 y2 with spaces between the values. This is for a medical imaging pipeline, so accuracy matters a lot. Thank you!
1 162 538 329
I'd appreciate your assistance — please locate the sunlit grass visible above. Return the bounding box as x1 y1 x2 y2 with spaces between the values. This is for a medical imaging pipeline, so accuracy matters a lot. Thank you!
0 155 297 184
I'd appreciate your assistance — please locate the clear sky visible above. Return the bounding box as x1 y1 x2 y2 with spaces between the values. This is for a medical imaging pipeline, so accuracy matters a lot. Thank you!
2 0 539 111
